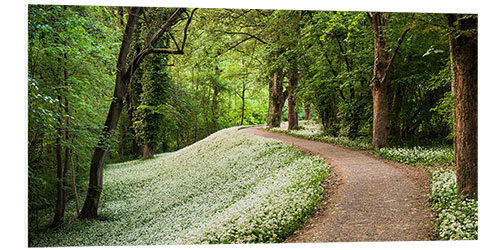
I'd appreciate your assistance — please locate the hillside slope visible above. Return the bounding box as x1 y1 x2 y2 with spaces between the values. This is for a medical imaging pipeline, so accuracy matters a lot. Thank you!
30 127 329 246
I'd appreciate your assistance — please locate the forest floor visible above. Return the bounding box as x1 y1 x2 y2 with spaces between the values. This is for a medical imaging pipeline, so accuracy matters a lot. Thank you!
240 127 434 242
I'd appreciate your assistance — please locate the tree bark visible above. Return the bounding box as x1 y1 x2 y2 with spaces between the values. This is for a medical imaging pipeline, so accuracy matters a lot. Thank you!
304 104 311 120
143 141 154 159
287 71 299 130
446 14 478 200
51 59 71 228
239 86 246 126
267 70 286 128
369 12 390 149
79 7 191 219
368 12 410 149
51 124 64 228
211 84 219 133
69 151 80 216
79 7 141 220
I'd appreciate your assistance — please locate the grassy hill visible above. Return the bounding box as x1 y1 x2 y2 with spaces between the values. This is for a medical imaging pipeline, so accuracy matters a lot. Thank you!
29 127 329 246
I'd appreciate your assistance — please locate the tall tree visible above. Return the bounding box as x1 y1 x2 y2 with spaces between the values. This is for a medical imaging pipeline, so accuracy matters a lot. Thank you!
79 7 194 219
267 52 286 127
367 12 410 149
446 14 478 200
287 70 299 130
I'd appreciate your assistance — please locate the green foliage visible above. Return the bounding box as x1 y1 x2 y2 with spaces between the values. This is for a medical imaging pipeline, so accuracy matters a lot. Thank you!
134 54 172 150
429 170 478 240
28 4 120 227
29 128 329 246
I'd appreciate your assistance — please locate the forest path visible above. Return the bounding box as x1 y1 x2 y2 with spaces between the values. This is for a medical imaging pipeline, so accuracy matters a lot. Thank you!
240 127 433 242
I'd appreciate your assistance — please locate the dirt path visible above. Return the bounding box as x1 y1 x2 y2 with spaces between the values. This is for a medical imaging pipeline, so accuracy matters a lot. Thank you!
240 127 434 242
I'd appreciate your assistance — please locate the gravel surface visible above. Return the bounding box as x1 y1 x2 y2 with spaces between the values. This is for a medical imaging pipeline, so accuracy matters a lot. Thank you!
240 127 434 242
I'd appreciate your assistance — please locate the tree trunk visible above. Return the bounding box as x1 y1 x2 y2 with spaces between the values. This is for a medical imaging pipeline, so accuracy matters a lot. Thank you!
51 61 71 228
368 12 410 149
126 96 142 157
287 71 299 130
446 14 478 200
69 151 80 216
176 130 180 150
267 71 285 127
239 87 246 126
304 104 311 120
79 7 140 220
211 85 219 133
143 141 153 159
51 125 64 228
369 12 391 149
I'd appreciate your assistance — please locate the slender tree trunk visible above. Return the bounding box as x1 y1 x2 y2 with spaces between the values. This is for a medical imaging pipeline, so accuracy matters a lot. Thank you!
126 96 142 157
69 151 80 216
287 71 299 130
51 60 71 228
51 123 64 228
79 7 140 220
304 104 311 120
446 14 478 200
211 85 219 133
239 87 246 126
143 141 153 159
52 115 70 227
176 130 180 150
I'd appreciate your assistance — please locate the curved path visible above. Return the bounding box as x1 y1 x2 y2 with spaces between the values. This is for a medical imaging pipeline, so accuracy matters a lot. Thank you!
240 127 433 242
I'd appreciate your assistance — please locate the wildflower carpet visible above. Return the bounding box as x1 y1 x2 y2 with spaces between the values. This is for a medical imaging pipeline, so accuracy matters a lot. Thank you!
241 127 434 242
30 127 329 246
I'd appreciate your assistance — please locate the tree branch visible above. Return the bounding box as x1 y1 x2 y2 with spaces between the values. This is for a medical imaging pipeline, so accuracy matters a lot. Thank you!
382 26 411 82
181 8 197 51
221 31 268 44
149 8 186 48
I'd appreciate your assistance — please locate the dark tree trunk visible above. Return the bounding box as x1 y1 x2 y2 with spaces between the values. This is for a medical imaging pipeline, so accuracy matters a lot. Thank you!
78 7 192 219
51 62 71 228
318 94 339 136
211 85 219 133
51 125 64 228
368 12 410 149
287 71 299 130
304 104 311 120
267 71 286 127
79 7 141 220
176 130 180 150
143 141 153 159
126 97 142 157
239 87 246 126
446 14 478 200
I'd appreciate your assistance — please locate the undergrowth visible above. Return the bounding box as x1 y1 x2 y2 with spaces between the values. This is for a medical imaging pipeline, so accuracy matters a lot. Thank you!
373 146 453 167
429 170 478 240
267 120 371 150
29 127 329 246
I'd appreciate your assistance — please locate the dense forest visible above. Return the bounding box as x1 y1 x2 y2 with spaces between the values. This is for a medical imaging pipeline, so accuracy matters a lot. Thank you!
27 4 477 245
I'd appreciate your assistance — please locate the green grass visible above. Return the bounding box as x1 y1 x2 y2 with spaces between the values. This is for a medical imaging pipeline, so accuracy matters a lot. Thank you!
29 127 329 246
